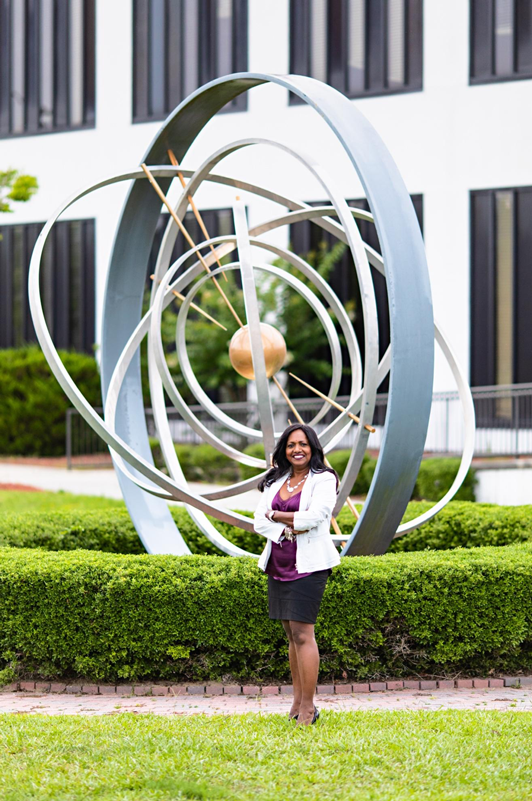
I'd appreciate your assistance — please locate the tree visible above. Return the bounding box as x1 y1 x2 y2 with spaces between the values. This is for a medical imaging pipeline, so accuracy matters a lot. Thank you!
161 272 249 403
267 240 351 397
146 241 350 404
0 169 38 214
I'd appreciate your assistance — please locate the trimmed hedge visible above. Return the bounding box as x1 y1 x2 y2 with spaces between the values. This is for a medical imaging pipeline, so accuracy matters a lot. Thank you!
2 501 532 557
0 346 101 456
0 510 145 555
0 507 261 556
1 544 532 682
389 502 532 552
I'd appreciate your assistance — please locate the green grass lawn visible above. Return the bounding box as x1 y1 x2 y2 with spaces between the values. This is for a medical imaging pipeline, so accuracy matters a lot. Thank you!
0 710 531 800
0 489 124 513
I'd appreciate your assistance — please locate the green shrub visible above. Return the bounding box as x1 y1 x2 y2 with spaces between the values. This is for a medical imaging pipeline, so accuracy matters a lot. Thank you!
150 439 268 485
3 501 532 558
189 444 239 483
149 440 197 478
172 508 261 555
237 448 378 493
389 501 532 552
326 450 377 495
0 507 262 557
0 489 123 514
0 510 145 554
149 437 166 472
0 346 101 456
339 501 532 552
2 544 532 682
149 443 476 503
238 443 265 481
326 452 476 502
173 444 197 479
149 440 239 484
414 458 477 502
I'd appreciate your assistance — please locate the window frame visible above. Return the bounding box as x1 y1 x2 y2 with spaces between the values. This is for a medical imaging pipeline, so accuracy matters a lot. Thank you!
469 0 532 85
289 0 423 104
132 0 248 125
470 185 532 388
0 0 96 140
0 218 96 352
288 194 423 396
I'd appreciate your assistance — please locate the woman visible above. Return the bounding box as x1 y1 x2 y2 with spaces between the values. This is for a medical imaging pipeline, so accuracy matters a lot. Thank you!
254 423 341 726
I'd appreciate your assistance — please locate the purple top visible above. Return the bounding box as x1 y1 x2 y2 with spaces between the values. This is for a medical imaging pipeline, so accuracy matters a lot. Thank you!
265 488 312 582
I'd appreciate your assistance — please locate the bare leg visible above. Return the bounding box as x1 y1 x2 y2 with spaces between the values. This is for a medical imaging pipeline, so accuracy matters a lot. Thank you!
289 621 319 725
282 619 301 718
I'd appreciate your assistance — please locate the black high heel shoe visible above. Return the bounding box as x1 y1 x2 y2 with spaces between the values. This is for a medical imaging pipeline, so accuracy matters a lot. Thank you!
293 707 319 725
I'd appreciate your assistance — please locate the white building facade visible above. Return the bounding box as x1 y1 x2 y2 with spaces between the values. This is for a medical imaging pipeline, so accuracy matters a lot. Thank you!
1 0 531 396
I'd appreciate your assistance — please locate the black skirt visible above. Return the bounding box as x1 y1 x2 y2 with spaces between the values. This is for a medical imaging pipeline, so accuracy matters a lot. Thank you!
268 570 330 624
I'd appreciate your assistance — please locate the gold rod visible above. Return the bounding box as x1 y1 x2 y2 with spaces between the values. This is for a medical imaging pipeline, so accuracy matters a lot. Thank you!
272 375 302 423
288 372 376 433
167 149 228 282
346 496 360 520
149 274 227 331
141 162 244 328
272 374 343 535
331 517 342 537
171 290 227 331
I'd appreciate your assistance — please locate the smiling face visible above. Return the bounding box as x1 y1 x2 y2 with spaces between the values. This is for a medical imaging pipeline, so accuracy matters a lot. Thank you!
285 429 312 472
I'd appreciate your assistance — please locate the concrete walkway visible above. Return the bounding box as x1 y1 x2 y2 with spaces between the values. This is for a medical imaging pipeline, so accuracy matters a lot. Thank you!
1 687 531 716
0 463 260 511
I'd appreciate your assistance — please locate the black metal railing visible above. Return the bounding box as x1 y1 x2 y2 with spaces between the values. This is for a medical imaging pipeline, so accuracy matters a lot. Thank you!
65 383 532 468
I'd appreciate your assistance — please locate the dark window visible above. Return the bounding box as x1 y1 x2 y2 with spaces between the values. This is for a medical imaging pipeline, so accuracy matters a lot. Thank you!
470 0 532 83
0 218 95 352
289 0 423 101
290 195 423 395
471 186 532 388
133 0 248 123
0 0 96 138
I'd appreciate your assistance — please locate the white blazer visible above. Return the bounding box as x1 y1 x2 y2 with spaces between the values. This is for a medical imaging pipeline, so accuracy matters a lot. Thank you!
254 470 341 574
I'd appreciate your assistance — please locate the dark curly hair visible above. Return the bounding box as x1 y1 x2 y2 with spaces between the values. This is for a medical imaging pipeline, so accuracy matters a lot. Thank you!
258 423 338 492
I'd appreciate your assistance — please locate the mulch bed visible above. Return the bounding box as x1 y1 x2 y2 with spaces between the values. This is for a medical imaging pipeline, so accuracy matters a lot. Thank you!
0 483 42 492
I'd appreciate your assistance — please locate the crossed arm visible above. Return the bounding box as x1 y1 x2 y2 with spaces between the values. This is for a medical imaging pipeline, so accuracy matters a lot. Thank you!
254 472 337 544
266 509 298 529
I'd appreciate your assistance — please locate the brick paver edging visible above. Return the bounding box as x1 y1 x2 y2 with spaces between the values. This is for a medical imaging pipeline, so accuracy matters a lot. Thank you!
2 676 531 696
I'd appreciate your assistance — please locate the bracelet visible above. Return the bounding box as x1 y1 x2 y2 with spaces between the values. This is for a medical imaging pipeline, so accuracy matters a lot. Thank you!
283 526 296 542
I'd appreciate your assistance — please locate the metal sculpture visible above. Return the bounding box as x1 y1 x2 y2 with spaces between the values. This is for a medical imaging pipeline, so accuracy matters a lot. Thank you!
28 73 475 558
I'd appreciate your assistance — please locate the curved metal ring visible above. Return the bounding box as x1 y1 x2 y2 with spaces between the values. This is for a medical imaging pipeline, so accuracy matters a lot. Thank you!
148 210 364 449
32 72 434 557
28 168 261 556
293 207 476 541
172 263 344 444
150 136 369 433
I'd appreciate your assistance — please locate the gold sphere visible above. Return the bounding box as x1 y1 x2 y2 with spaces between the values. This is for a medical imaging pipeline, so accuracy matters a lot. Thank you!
229 323 287 380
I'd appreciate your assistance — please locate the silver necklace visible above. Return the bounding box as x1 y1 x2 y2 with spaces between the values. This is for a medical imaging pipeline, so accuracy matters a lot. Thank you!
286 470 309 493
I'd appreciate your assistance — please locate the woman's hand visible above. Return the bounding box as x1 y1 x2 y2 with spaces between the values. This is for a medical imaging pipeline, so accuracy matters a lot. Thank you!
267 510 295 526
